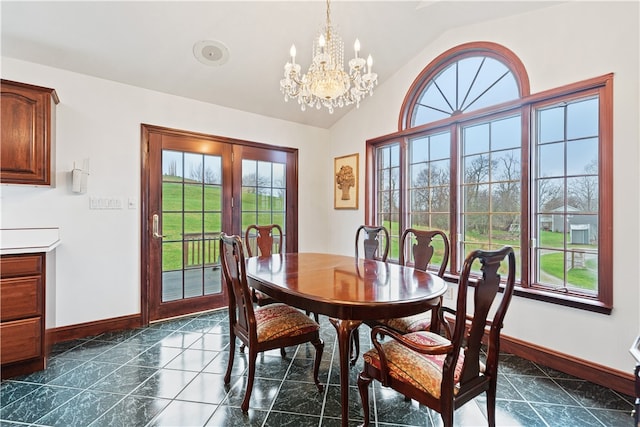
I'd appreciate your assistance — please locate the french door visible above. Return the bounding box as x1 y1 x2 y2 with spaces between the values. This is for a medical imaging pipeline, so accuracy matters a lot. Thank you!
142 125 298 323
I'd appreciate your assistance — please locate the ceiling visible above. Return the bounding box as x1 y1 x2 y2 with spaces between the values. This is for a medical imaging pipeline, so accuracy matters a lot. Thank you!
1 1 561 129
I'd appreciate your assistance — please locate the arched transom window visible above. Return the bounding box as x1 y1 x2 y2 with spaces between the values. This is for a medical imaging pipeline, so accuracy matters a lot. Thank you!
411 54 520 126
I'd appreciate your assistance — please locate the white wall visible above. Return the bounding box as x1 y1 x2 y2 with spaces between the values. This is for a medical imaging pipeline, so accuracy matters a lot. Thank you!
328 1 640 374
1 58 330 327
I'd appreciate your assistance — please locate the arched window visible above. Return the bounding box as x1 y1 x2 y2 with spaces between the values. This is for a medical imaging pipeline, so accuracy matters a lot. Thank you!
367 42 612 312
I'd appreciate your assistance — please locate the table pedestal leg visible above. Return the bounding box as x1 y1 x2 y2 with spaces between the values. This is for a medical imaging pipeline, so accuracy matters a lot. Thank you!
329 318 362 427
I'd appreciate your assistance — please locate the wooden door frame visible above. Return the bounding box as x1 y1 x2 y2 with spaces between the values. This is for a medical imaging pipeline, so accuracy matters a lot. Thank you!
140 124 299 326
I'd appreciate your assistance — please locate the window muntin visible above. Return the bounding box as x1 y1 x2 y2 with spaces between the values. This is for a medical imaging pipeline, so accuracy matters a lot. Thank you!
368 43 612 310
533 96 599 295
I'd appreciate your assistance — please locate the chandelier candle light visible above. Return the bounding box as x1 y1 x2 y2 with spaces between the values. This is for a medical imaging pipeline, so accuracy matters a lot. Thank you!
280 0 377 113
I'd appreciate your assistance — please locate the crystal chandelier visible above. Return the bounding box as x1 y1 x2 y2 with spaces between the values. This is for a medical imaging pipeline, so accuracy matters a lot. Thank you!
279 0 377 113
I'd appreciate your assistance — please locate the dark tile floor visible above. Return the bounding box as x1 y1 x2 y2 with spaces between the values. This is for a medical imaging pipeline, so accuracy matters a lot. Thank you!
0 309 635 427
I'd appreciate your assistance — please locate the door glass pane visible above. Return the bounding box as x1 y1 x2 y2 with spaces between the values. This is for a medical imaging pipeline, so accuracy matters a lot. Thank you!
204 184 221 211
184 184 203 211
241 159 287 253
162 150 183 178
162 213 182 241
257 161 272 187
161 150 223 302
204 156 221 184
184 153 204 183
184 213 203 235
162 182 183 211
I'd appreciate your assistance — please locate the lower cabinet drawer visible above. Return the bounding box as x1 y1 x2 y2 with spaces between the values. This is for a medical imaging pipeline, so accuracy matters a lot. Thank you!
1 276 41 321
0 254 43 278
0 317 41 364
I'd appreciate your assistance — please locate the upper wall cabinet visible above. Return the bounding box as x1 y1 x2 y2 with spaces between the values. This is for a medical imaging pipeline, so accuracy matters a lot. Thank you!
1 80 59 186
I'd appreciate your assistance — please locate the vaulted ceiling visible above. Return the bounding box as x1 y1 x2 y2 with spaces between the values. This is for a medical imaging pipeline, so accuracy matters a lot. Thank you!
2 1 561 129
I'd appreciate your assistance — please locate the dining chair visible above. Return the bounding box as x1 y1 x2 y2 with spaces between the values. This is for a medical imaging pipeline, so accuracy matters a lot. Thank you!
246 224 318 323
351 224 390 363
375 228 450 334
357 246 516 427
219 233 324 412
245 224 283 306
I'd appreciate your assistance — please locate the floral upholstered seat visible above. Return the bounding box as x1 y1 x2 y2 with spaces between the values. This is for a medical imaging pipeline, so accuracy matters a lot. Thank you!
362 330 482 398
255 303 320 342
377 313 434 334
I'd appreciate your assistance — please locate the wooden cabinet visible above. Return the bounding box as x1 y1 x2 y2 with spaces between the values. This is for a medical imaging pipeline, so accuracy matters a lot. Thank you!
1 79 59 186
0 253 46 378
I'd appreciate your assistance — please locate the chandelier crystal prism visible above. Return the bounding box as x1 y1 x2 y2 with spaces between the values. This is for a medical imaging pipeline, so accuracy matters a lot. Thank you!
279 0 377 113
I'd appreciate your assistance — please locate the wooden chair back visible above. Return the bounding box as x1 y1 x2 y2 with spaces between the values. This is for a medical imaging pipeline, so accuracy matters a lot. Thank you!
219 233 256 344
399 228 449 276
355 225 390 262
244 224 283 306
245 224 283 257
440 246 516 423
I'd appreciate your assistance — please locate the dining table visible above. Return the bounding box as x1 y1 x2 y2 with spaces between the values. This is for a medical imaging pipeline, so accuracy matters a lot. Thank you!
245 252 448 426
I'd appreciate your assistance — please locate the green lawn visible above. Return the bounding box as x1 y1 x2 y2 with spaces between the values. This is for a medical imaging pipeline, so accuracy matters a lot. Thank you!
539 251 597 290
160 183 597 291
381 220 597 290
160 176 285 271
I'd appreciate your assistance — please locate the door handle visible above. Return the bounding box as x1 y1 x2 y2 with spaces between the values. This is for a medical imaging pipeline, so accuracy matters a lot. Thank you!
153 214 167 239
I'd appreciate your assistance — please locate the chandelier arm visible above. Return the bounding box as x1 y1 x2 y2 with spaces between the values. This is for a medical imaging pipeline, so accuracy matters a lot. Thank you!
288 72 304 86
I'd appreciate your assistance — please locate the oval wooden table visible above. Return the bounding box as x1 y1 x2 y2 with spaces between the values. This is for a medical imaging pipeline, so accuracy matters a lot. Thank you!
246 253 447 426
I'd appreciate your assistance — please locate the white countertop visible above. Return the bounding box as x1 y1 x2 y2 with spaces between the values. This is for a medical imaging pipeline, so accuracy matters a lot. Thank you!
0 227 61 255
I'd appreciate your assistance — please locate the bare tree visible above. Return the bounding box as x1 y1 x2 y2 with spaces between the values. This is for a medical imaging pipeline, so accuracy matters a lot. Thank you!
493 151 520 230
242 173 272 194
204 168 219 184
463 154 491 234
410 163 450 229
538 178 563 211
189 163 203 182
568 159 598 212
166 159 177 177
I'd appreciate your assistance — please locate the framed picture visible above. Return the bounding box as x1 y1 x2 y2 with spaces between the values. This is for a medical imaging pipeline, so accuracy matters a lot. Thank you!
334 153 359 210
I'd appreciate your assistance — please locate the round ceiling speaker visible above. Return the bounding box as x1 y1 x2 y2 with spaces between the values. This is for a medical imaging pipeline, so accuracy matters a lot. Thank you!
193 40 230 66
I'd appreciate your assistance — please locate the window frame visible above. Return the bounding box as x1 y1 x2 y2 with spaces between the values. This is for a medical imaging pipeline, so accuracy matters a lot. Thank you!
365 43 613 313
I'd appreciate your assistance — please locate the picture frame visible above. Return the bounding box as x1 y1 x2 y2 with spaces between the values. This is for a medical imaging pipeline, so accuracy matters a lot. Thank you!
334 153 359 210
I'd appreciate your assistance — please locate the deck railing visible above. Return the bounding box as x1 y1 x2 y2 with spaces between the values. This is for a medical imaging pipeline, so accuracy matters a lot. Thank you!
183 232 221 268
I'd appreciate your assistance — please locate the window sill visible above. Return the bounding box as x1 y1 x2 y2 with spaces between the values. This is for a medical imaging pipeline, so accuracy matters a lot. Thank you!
442 273 612 315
